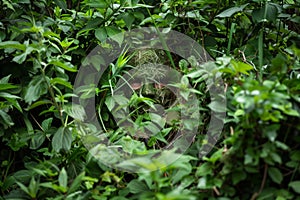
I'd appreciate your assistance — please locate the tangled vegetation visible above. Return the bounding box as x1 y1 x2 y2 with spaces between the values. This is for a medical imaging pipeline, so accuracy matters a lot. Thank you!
1 0 300 199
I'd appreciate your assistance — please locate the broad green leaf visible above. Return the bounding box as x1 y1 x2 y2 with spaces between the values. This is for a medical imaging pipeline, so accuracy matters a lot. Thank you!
24 75 49 104
0 110 14 127
0 83 19 91
128 0 139 7
84 18 103 30
270 152 282 164
58 24 71 33
64 104 86 121
122 12 135 28
13 170 32 183
217 4 249 18
0 41 25 51
0 92 21 99
27 100 53 110
1 176 15 191
113 94 129 106
2 0 15 10
1 95 21 116
49 60 77 72
52 127 73 152
252 3 278 23
232 170 247 184
196 163 213 176
13 46 36 64
197 177 208 189
203 149 223 164
171 164 192 184
290 150 300 161
41 118 53 131
90 54 105 71
145 122 160 135
263 124 279 142
105 96 115 111
16 181 30 196
208 101 226 112
40 182 65 193
23 113 33 135
53 0 67 10
149 113 164 126
28 177 38 198
289 181 300 194
58 167 68 190
234 109 245 117
230 60 253 75
106 27 124 46
133 11 145 20
95 27 107 43
30 131 46 150
50 77 73 89
127 180 149 194
275 141 289 151
0 75 12 84
68 172 85 194
118 136 146 154
268 167 283 184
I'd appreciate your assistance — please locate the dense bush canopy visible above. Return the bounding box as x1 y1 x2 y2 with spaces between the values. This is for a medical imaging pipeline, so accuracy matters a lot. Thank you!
1 0 300 199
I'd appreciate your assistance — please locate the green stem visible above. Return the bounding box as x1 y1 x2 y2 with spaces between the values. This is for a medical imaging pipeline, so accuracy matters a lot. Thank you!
258 3 268 82
258 29 264 82
226 22 236 56
41 68 65 126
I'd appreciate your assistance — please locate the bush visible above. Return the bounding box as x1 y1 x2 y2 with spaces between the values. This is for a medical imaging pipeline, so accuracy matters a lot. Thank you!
0 0 300 199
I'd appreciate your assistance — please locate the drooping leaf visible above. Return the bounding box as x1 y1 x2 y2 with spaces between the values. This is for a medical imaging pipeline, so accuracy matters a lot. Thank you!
27 100 53 110
268 167 283 184
52 127 73 152
0 41 25 51
0 84 19 91
0 110 14 127
50 77 73 89
13 46 36 64
24 75 49 104
49 60 77 72
289 181 300 194
217 4 249 18
30 131 46 150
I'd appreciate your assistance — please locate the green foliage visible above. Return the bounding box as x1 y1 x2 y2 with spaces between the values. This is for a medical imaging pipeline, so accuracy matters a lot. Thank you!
1 0 300 199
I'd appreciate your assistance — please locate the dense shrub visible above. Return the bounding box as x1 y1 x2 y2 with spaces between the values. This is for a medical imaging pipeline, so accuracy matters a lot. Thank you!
0 0 300 199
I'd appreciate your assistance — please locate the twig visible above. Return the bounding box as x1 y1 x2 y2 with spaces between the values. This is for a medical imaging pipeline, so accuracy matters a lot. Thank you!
250 164 268 200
